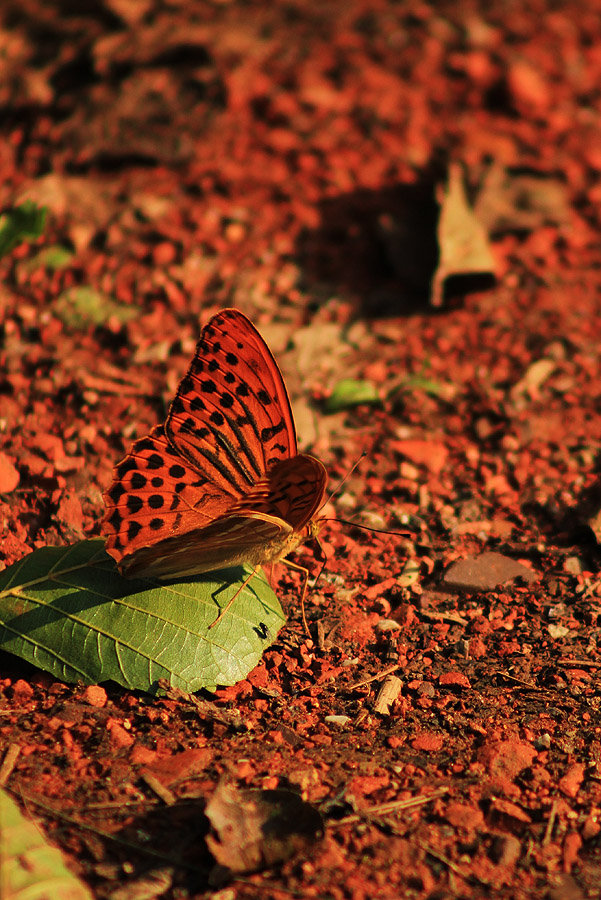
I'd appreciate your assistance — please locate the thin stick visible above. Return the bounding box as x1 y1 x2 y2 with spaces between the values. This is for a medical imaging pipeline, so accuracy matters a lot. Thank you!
0 744 20 786
557 658 601 668
348 664 401 690
328 788 449 827
140 772 176 806
543 799 558 846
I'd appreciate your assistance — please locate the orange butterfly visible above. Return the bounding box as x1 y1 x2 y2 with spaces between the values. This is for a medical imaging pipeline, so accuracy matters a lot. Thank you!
103 309 327 623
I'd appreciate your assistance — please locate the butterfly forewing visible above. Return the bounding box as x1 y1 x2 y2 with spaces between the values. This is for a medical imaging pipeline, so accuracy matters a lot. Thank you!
165 309 297 496
103 425 234 558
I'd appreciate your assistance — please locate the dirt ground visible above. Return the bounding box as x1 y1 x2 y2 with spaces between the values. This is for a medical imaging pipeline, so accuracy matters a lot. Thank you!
1 1 601 898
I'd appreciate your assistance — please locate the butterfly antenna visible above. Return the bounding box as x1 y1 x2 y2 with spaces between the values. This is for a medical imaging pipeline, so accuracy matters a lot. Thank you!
305 452 367 612
326 518 412 538
325 451 366 506
306 453 413 635
323 451 412 537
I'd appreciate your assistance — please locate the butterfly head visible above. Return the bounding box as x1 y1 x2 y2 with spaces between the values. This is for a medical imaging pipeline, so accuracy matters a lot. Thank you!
306 517 325 541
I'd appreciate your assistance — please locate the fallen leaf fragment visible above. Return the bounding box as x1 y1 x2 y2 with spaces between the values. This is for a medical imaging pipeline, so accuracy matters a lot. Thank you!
0 201 46 258
431 163 497 306
108 867 174 900
324 378 381 413
475 166 573 234
510 358 556 401
0 788 93 900
205 781 323 881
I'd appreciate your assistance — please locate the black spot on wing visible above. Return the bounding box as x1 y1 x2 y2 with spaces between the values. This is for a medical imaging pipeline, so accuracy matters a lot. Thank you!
117 457 137 479
127 495 143 514
108 483 126 503
127 521 142 540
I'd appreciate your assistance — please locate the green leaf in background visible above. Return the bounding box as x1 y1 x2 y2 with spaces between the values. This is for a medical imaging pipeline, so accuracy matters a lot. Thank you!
388 373 452 401
0 788 93 900
0 540 284 693
324 378 381 414
53 286 139 328
0 201 47 258
24 244 75 272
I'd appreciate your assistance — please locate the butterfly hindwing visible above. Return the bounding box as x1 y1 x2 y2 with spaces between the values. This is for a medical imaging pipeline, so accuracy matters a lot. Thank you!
119 513 293 579
228 455 327 531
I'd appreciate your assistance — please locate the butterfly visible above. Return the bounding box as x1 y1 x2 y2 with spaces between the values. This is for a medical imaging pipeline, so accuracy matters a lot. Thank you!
102 308 327 623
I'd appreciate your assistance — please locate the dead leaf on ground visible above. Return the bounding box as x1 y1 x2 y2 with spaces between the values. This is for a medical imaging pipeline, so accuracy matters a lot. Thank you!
431 163 497 307
475 165 573 234
205 781 323 883
17 175 117 252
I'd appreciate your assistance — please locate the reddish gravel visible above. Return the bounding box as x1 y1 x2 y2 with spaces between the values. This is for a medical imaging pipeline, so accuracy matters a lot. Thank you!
2 2 601 899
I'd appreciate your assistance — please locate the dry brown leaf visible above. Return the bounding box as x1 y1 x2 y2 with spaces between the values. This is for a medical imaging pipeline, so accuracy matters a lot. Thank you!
431 163 497 306
205 781 323 881
475 165 572 234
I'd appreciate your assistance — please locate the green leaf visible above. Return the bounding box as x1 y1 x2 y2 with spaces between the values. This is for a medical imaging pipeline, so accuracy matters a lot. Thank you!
388 374 450 400
324 379 381 414
0 788 93 900
0 540 284 693
0 201 47 258
53 287 139 328
24 244 75 272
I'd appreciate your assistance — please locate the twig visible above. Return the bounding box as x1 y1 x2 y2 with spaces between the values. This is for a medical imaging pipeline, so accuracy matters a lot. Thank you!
348 664 401 690
543 800 558 846
373 675 403 715
416 839 487 884
495 671 541 690
140 772 176 806
328 787 449 827
557 658 601 668
418 610 468 626
0 744 20 786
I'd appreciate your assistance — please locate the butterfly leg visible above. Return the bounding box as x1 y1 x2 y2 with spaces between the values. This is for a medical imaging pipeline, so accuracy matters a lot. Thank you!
209 564 261 629
310 536 329 594
281 558 311 637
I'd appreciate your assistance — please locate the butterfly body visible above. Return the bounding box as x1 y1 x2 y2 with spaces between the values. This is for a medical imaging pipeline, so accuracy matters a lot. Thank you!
103 309 327 584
